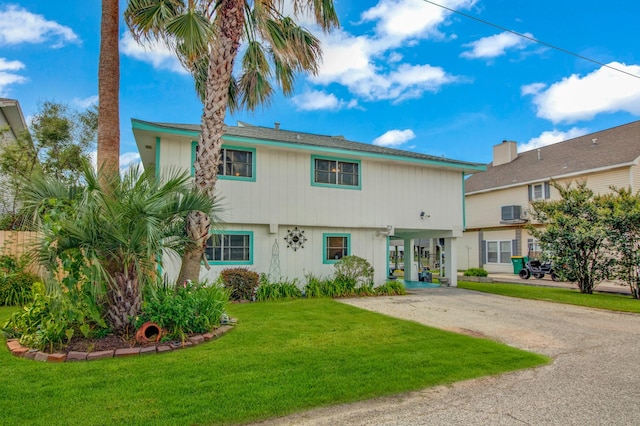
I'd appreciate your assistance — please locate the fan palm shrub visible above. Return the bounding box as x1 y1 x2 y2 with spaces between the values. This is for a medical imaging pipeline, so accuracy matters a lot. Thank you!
20 163 218 333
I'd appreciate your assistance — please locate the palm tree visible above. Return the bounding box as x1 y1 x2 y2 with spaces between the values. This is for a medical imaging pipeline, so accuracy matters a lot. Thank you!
21 164 218 333
125 0 339 283
97 0 121 179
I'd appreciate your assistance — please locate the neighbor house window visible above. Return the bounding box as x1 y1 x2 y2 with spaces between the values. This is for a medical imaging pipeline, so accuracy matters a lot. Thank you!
528 182 550 201
487 240 512 264
191 144 255 181
205 231 253 264
312 156 361 189
323 233 350 263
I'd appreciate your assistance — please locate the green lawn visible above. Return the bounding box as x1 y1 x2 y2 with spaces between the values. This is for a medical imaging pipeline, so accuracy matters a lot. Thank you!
0 299 548 425
458 281 640 313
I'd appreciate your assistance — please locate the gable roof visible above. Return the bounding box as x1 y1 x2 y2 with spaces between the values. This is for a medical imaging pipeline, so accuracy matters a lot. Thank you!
465 120 640 194
132 118 486 173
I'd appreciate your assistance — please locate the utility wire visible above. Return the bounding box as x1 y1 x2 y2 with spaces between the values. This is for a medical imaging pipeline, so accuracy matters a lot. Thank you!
421 0 640 81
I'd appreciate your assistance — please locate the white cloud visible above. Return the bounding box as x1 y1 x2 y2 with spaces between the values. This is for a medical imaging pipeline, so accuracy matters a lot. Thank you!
373 129 416 147
461 31 532 59
518 127 589 152
120 152 141 169
89 151 142 175
523 62 640 123
291 90 357 111
72 95 98 109
0 57 26 95
120 32 187 74
307 0 473 103
0 5 79 47
361 0 477 40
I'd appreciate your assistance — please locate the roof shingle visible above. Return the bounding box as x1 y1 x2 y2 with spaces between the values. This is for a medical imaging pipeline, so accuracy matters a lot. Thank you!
465 120 640 193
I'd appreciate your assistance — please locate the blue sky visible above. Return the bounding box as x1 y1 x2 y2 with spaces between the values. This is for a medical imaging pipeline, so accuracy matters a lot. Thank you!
2 0 640 167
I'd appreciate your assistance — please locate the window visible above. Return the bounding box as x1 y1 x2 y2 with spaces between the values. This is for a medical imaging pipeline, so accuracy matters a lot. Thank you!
205 231 253 264
528 182 550 201
486 240 512 264
218 148 253 178
323 233 350 263
312 156 361 189
191 144 255 181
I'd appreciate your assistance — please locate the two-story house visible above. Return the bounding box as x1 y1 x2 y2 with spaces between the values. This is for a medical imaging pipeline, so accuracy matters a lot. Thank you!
132 119 485 286
460 120 640 273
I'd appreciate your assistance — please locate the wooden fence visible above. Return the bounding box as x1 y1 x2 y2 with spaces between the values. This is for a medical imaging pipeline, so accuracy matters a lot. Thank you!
0 231 42 274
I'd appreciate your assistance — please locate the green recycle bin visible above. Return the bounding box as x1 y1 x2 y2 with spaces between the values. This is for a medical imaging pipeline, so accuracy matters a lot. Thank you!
510 256 529 274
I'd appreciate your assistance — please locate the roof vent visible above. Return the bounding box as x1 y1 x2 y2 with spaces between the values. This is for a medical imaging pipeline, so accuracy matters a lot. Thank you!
592 138 597 145
274 122 280 130
537 149 542 161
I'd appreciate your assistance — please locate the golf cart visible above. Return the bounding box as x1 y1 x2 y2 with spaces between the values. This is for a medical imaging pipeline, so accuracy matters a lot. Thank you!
519 259 558 281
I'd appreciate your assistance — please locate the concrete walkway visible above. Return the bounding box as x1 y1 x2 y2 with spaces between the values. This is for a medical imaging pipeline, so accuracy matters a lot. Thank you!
255 288 640 425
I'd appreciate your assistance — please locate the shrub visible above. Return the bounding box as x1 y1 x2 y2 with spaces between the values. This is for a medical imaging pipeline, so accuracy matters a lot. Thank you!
333 255 374 287
220 268 260 301
0 271 39 306
463 268 489 277
375 281 407 296
2 282 107 352
136 281 228 340
255 276 302 301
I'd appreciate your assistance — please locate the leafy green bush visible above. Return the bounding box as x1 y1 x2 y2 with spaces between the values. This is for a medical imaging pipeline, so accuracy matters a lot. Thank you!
463 268 489 277
255 276 302 301
220 268 260 301
136 281 228 340
2 282 107 351
333 255 374 287
375 281 407 296
0 271 39 306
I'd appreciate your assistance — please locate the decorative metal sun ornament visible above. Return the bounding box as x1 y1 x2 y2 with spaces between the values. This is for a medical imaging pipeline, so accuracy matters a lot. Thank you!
284 227 307 251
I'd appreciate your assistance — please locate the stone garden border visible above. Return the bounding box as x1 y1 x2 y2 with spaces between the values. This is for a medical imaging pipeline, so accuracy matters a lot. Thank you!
4 325 234 363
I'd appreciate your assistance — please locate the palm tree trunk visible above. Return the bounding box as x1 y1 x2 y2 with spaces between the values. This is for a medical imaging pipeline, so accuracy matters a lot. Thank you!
107 268 141 333
178 0 245 283
97 0 120 180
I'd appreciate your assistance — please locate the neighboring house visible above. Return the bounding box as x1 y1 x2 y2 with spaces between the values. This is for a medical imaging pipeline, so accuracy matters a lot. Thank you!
460 120 640 273
0 98 27 143
132 119 485 286
0 98 28 214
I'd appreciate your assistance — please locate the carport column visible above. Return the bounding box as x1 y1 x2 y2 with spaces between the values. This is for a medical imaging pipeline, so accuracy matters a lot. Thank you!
403 238 415 282
444 237 458 287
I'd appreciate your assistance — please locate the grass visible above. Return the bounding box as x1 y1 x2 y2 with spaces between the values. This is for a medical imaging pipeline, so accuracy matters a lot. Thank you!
0 299 548 425
458 281 640 313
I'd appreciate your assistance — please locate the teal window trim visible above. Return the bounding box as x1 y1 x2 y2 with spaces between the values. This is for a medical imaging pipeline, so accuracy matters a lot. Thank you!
155 137 161 179
311 155 362 190
191 140 197 176
323 233 351 264
206 230 254 265
190 143 256 182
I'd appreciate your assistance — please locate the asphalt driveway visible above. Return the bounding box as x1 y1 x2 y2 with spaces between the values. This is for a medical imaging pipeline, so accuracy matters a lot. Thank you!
256 287 640 425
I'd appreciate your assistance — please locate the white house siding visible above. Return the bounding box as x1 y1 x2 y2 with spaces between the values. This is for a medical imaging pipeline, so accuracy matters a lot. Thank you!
161 225 389 286
153 132 467 285
465 186 528 229
555 167 631 196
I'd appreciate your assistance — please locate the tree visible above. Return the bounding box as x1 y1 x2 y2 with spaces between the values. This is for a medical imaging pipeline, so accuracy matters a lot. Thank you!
125 0 339 284
97 0 121 179
600 188 640 299
21 164 218 333
0 102 97 229
528 181 615 294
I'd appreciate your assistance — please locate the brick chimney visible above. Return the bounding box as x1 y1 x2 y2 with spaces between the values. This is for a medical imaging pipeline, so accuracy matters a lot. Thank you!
493 140 518 166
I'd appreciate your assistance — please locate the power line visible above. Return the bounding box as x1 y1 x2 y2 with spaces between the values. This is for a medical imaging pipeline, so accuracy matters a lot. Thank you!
421 0 640 81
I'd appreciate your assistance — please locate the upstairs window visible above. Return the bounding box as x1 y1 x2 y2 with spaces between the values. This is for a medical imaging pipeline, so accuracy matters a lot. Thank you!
312 156 361 189
528 182 550 201
218 148 254 179
191 144 255 181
